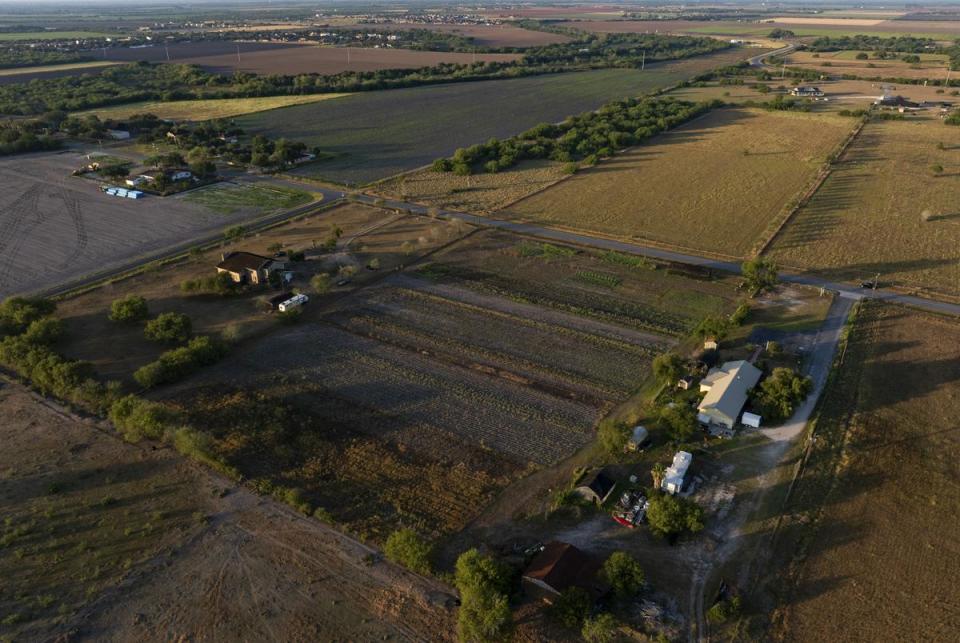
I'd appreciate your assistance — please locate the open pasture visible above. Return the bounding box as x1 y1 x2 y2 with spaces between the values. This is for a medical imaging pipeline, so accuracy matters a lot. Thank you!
769 303 960 641
565 19 958 40
0 152 296 300
77 93 350 121
240 47 757 185
767 116 960 298
505 108 855 257
785 50 952 81
0 30 113 41
336 22 572 47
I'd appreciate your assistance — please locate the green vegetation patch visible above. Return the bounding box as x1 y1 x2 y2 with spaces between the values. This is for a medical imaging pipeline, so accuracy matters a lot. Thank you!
185 183 314 214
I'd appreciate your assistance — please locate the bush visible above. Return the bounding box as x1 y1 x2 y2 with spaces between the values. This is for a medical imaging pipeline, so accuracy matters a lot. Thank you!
144 312 192 343
455 549 513 642
741 256 778 295
134 335 228 388
694 315 730 342
108 295 149 323
582 613 618 643
0 297 55 336
707 596 742 623
659 404 697 442
108 394 179 442
598 419 628 455
180 272 238 296
600 551 645 598
646 493 704 538
310 273 332 293
729 302 750 326
551 587 592 629
22 317 64 345
752 367 813 422
384 528 433 575
652 352 683 384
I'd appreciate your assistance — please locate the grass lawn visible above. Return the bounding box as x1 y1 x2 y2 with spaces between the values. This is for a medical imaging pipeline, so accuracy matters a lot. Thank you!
77 93 351 121
504 108 855 257
235 48 756 186
184 183 316 215
760 302 960 642
0 31 114 41
767 116 960 297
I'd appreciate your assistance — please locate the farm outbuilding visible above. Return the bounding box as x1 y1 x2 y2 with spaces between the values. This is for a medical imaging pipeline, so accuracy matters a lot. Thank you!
575 470 616 505
697 360 763 430
522 542 603 601
742 412 762 428
627 425 649 451
216 251 272 285
790 86 824 97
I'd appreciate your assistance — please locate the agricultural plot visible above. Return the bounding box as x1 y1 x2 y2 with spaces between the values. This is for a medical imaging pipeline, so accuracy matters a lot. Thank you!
0 30 113 41
77 93 351 121
785 50 952 81
565 19 958 39
768 303 960 642
505 108 855 257
334 23 572 47
0 152 286 300
184 182 314 214
239 47 758 185
767 116 960 298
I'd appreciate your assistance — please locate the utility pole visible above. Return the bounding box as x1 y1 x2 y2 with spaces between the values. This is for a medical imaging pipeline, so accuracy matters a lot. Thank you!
236 43 241 65
641 50 645 71
165 45 170 61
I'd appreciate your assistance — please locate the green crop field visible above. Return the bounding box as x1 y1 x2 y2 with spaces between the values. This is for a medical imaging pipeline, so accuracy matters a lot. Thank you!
505 108 855 258
767 116 960 298
235 47 756 186
78 93 350 121
184 183 316 215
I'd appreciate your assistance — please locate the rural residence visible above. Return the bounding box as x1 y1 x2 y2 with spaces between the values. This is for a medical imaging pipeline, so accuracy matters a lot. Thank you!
662 451 693 495
217 251 273 285
790 86 824 97
575 470 616 505
697 360 763 429
522 542 603 601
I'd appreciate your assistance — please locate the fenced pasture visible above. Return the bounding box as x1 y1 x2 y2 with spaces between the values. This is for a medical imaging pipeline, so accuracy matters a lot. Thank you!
767 116 960 298
0 152 273 300
505 108 855 257
768 303 960 641
240 47 758 185
784 50 952 81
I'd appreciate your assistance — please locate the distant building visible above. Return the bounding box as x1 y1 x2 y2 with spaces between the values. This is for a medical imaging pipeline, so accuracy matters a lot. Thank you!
790 86 824 97
662 451 693 495
574 470 616 505
876 95 919 109
697 360 763 429
522 542 602 601
171 170 193 181
216 251 272 285
106 129 131 140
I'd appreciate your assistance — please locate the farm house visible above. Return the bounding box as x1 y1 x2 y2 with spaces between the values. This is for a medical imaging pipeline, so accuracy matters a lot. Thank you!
697 360 762 430
662 451 693 495
522 542 603 601
790 86 824 97
216 251 273 285
574 470 616 505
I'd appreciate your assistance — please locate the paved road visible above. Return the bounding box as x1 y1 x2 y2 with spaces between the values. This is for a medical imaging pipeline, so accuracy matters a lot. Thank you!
355 194 960 317
34 179 345 298
748 43 796 67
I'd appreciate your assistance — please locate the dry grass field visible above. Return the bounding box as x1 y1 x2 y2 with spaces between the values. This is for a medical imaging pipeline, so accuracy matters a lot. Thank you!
377 159 569 212
767 116 960 297
566 18 959 39
764 302 960 641
0 153 298 300
77 93 350 121
0 381 454 641
785 50 952 81
337 22 572 47
505 108 855 257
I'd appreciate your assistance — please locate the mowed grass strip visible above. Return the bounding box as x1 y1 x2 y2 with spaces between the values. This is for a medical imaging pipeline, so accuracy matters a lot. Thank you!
76 93 350 121
505 108 854 257
771 303 960 642
184 183 315 214
767 117 960 296
236 47 756 185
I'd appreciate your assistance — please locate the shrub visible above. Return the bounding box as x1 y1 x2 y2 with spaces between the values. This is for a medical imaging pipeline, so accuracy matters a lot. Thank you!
707 596 742 623
384 528 433 575
108 395 179 442
582 613 618 643
741 256 778 295
180 272 238 296
454 549 513 642
598 419 628 455
652 352 683 384
752 367 813 422
646 493 704 538
144 312 192 343
0 297 55 336
310 273 332 293
694 315 730 342
729 302 750 325
659 404 697 442
22 317 64 345
134 335 228 388
600 551 645 598
551 587 592 629
108 295 149 323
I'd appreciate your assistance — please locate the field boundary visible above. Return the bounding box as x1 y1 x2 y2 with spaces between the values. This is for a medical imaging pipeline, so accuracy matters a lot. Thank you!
752 113 869 257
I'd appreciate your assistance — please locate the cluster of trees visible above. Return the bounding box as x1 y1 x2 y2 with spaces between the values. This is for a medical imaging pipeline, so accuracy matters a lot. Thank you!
454 549 514 642
144 311 193 343
646 492 705 539
434 97 719 174
0 120 60 156
752 367 813 422
181 272 240 295
0 34 730 116
133 335 228 389
808 35 960 72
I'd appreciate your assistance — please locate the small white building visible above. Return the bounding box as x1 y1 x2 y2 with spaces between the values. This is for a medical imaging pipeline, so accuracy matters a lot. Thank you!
125 176 149 187
106 129 131 140
627 425 649 451
791 86 824 97
278 293 309 312
662 451 692 495
171 170 193 181
741 412 762 428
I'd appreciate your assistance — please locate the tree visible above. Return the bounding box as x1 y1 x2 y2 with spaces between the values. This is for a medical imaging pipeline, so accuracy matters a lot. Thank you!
931 163 944 175
652 352 683 385
694 315 730 342
600 551 645 598
752 367 813 422
0 297 55 336
582 613 618 643
651 462 667 490
855 52 869 60
741 256 778 296
646 493 704 539
144 312 192 343
384 528 433 575
454 549 513 642
310 273 331 293
109 295 149 323
550 587 591 629
659 404 697 443
597 419 628 455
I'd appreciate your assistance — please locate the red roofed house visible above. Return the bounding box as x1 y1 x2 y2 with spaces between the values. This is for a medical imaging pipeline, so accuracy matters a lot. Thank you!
522 541 604 602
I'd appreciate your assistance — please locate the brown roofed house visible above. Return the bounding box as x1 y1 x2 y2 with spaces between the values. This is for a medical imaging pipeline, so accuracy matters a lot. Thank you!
522 542 603 601
216 251 272 285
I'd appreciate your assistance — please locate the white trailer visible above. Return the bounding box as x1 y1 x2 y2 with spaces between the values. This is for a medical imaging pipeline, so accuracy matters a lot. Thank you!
278 293 309 312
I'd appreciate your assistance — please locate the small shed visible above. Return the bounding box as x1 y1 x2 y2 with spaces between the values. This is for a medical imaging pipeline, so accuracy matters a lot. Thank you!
677 375 694 390
704 339 719 351
574 470 616 505
627 425 649 451
741 412 762 428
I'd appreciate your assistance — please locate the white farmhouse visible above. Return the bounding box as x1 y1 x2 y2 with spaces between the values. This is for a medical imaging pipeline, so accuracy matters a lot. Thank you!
697 360 763 429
